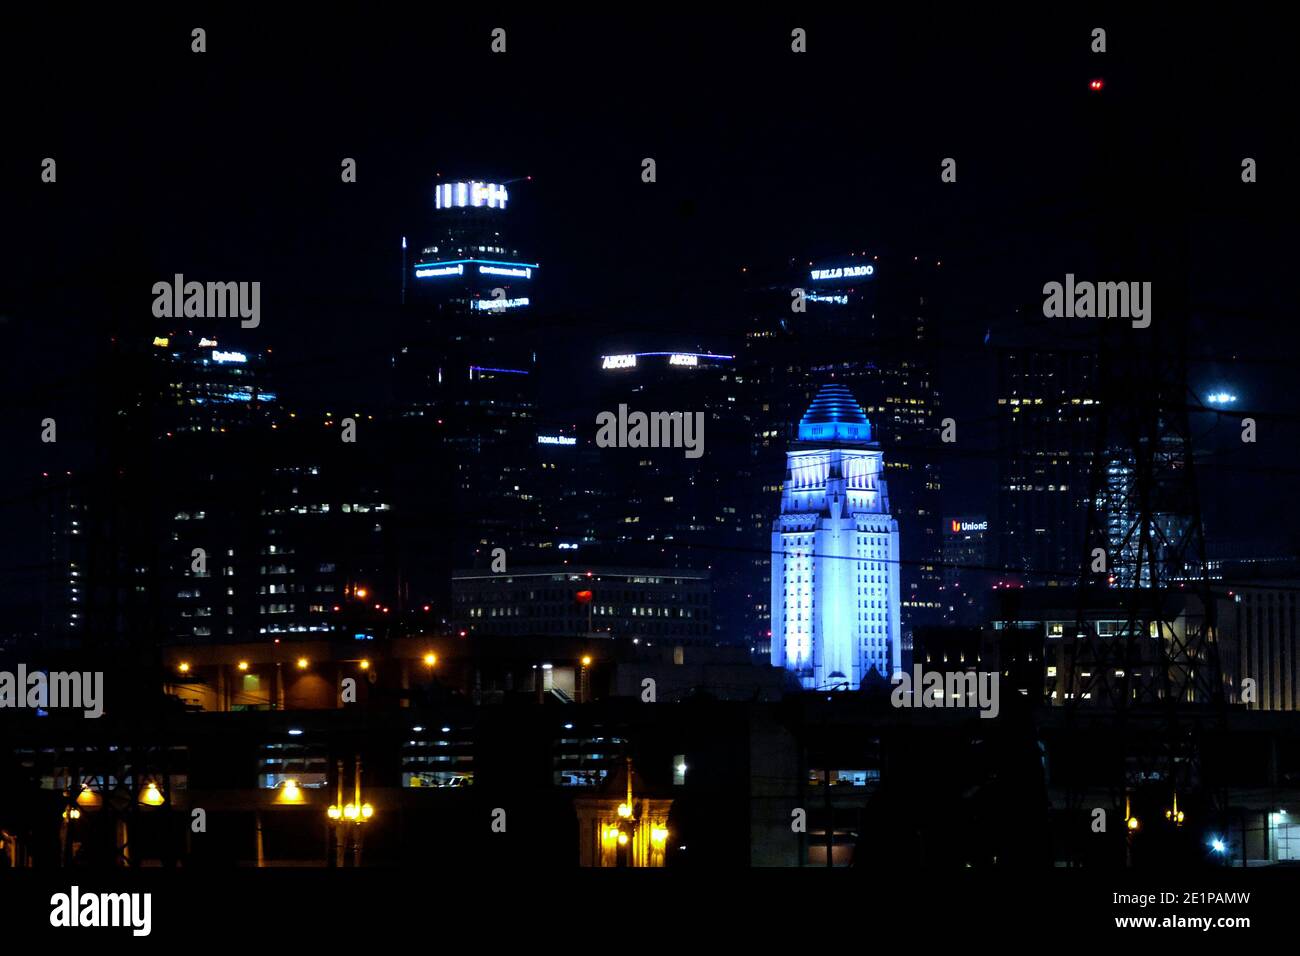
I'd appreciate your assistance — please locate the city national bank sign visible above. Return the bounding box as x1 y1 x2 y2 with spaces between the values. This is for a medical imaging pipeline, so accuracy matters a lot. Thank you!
810 264 875 281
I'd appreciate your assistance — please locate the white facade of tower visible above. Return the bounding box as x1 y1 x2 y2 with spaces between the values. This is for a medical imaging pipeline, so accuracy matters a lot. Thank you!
770 387 902 690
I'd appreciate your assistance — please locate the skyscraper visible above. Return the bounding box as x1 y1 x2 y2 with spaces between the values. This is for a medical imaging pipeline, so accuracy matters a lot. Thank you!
770 384 902 689
147 331 277 436
941 515 990 625
594 350 754 644
394 178 543 592
994 345 1099 584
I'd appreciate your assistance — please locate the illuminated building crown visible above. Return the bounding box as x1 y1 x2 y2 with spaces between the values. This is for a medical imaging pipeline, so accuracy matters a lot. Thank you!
797 384 872 443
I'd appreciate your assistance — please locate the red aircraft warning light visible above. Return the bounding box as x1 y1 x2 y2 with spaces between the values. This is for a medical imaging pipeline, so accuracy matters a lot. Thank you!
1089 78 1104 92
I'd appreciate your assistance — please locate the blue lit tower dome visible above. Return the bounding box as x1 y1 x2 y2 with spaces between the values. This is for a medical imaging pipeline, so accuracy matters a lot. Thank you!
771 384 902 690
796 383 874 444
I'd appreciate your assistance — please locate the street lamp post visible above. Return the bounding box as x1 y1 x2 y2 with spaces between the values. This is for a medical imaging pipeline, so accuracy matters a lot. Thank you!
60 780 83 867
327 755 374 866
611 756 670 867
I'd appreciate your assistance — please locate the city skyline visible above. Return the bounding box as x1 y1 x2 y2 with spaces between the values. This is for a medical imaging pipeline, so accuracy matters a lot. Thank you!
1 10 1296 937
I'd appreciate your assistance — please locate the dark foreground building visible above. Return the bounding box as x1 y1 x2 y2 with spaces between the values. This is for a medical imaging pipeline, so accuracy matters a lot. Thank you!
3 630 1299 869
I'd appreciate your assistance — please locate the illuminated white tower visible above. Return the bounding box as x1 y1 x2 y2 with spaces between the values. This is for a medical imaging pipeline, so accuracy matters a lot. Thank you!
771 384 902 689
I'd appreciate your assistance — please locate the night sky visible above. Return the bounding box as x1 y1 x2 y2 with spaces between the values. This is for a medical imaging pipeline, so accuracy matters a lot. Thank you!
1 10 1294 614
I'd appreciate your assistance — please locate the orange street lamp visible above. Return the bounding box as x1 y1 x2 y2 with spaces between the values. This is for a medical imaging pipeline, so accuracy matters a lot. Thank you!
276 779 306 805
1165 792 1186 826
578 655 593 703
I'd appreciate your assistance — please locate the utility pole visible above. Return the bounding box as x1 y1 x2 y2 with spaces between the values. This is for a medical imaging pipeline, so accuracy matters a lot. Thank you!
1064 52 1226 866
353 755 364 868
824 766 833 867
332 757 345 867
